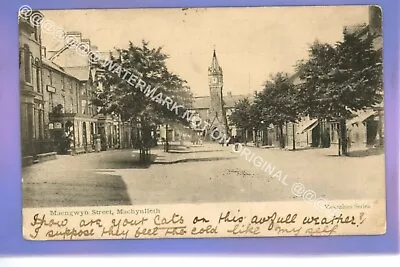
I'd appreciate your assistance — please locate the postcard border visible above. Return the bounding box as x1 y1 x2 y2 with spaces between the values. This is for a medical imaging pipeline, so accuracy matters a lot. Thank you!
0 0 398 255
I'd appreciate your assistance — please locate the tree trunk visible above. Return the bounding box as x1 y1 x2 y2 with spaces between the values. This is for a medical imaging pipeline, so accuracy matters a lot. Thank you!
165 124 169 152
279 124 285 148
339 118 348 156
337 128 341 156
292 123 296 150
319 120 323 148
285 123 289 148
255 129 259 147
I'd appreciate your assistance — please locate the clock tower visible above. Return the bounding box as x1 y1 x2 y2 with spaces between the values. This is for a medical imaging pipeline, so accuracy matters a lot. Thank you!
208 49 228 139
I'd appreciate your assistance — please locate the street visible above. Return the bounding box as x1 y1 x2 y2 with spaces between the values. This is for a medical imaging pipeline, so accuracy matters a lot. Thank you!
22 143 385 208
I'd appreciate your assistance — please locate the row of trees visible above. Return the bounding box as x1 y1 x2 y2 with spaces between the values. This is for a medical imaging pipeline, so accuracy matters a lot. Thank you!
229 27 383 156
93 41 194 160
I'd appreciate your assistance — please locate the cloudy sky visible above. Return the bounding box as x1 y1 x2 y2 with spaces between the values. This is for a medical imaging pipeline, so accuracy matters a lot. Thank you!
41 6 369 96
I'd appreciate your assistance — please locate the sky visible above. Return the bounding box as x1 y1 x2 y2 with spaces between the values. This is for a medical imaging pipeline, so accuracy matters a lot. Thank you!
41 6 369 97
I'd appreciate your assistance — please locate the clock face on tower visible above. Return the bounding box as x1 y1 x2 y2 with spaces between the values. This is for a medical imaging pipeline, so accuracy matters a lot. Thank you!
212 77 218 84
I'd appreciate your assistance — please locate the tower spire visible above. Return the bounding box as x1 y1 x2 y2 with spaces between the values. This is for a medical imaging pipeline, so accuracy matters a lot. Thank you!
209 47 222 74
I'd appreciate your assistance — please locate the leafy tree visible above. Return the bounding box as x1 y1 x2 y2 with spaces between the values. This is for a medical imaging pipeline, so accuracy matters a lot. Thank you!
228 98 253 143
256 72 299 148
296 27 383 155
93 40 193 159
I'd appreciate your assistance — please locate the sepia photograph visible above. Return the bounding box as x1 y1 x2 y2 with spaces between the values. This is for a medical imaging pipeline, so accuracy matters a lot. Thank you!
19 5 386 240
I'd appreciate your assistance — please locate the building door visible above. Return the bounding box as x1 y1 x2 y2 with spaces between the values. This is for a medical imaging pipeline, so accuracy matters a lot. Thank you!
311 125 320 147
366 120 378 147
82 122 87 151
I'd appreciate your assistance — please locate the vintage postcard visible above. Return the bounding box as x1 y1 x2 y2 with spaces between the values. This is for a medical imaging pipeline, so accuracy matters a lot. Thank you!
19 5 385 240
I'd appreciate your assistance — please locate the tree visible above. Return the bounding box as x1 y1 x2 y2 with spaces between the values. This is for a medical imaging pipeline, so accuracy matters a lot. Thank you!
256 72 299 148
228 98 253 143
94 40 193 160
296 27 383 155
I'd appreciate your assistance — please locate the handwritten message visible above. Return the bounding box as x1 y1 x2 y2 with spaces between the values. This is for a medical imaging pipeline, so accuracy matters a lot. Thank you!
23 200 386 240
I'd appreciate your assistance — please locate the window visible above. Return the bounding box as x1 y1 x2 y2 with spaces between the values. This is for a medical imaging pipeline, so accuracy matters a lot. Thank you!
39 109 44 139
33 106 43 140
49 70 53 85
23 45 31 83
34 26 40 42
33 108 39 139
49 93 54 110
75 82 79 113
70 97 74 113
69 79 73 92
62 95 66 113
32 65 37 91
36 62 41 93
61 76 65 90
81 100 87 114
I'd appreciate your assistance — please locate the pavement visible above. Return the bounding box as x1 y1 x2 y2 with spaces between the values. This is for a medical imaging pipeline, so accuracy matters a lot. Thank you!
22 141 385 208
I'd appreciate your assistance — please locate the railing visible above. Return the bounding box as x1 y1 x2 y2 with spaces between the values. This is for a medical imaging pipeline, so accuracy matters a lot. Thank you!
33 140 57 155
21 140 57 157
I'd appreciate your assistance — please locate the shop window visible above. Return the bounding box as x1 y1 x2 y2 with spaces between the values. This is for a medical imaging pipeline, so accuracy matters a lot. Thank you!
36 62 41 93
23 45 31 83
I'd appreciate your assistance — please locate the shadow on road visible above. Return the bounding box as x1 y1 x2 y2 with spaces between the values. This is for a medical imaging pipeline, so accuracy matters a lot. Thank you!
347 147 384 157
154 156 234 165
166 145 189 151
325 147 384 158
287 147 320 152
89 152 156 169
23 170 132 208
167 149 223 154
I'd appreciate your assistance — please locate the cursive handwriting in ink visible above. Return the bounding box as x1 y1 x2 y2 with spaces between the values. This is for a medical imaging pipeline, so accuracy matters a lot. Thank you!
192 216 210 224
30 214 68 239
112 217 148 228
218 210 244 224
250 212 297 231
302 214 356 226
46 227 94 240
101 223 129 239
80 218 103 228
274 226 302 236
191 225 218 235
226 223 260 235
305 225 338 236
135 227 159 238
154 213 184 225
158 226 187 236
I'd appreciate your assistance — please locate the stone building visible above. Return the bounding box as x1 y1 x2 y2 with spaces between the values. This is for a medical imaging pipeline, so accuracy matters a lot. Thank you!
19 11 47 161
281 6 383 151
345 6 383 149
43 32 99 154
41 56 98 154
189 50 251 140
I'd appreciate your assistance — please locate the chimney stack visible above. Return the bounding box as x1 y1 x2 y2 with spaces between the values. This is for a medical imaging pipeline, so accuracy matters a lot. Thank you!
64 31 82 47
42 46 46 58
369 6 382 37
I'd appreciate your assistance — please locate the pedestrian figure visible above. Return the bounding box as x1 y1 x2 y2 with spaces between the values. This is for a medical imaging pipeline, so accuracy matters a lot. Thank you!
225 136 230 147
234 136 240 151
95 135 101 152
219 137 224 146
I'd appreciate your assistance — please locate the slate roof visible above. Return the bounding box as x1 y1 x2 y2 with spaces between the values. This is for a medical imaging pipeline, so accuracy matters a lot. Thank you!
192 94 253 109
63 66 91 81
42 58 66 73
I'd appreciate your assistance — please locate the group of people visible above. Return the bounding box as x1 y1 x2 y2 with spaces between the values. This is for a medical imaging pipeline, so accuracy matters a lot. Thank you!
191 134 203 145
219 135 241 150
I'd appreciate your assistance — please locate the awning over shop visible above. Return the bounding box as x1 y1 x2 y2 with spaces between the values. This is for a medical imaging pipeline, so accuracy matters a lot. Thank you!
296 119 319 134
346 110 377 127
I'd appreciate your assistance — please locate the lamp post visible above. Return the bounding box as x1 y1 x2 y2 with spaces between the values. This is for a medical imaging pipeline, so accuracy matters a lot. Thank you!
260 120 264 147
